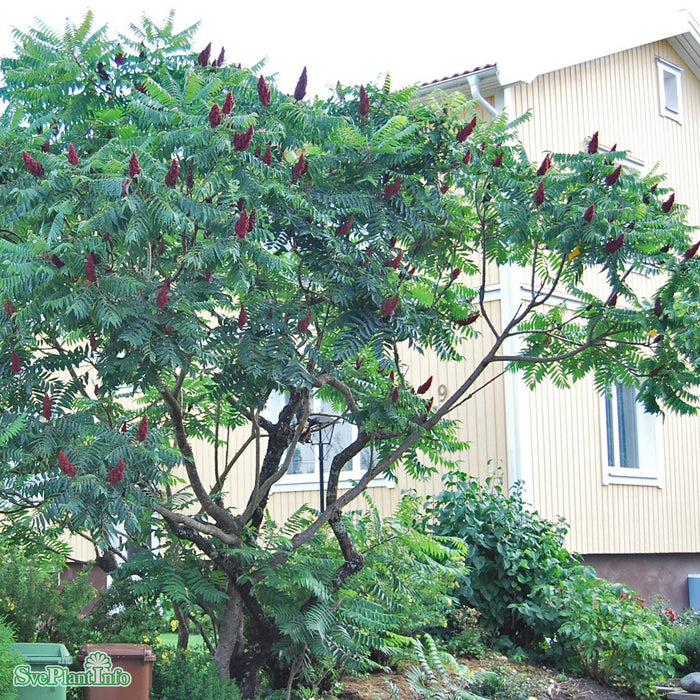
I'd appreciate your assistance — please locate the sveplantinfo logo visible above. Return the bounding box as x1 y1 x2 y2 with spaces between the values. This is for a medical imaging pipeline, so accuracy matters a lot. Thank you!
13 651 132 688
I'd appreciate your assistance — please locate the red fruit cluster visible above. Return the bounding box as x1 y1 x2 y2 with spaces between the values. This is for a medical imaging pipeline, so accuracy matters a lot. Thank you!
22 151 45 177
197 43 211 67
662 193 675 213
607 292 618 307
463 150 472 165
294 66 308 101
391 386 399 403
107 458 125 484
684 241 700 260
165 159 179 187
248 208 257 233
587 131 599 154
654 297 663 317
450 268 461 281
67 144 79 166
238 305 247 329
604 233 625 254
605 165 622 186
292 153 308 181
358 85 370 117
385 250 403 269
235 210 249 239
85 252 98 284
223 92 235 115
43 393 52 421
417 376 433 394
384 176 401 200
214 47 225 68
336 215 353 237
234 125 254 152
261 143 272 165
209 103 222 128
297 310 313 333
583 204 596 223
534 181 545 207
536 154 552 176
381 294 399 317
129 152 141 178
136 415 148 442
11 350 20 374
156 280 170 309
457 312 480 326
258 75 271 106
58 450 77 477
456 116 477 142
492 152 504 167
4 299 16 317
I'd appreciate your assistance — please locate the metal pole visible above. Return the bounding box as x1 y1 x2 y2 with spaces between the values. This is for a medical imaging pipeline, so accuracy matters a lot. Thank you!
318 435 325 512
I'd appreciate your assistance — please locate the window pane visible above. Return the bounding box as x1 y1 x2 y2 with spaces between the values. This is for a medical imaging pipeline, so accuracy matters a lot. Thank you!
664 71 679 113
616 385 639 469
605 393 616 467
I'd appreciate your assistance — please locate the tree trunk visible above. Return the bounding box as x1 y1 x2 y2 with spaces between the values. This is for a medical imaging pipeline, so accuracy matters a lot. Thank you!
213 582 245 680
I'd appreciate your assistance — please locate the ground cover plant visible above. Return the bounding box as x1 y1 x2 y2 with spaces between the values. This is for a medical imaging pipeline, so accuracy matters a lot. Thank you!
1 10 699 697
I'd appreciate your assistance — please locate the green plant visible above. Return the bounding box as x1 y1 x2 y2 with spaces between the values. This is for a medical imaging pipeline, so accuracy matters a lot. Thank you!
0 617 21 700
426 472 575 651
150 646 241 700
441 607 486 658
661 615 700 676
0 547 93 656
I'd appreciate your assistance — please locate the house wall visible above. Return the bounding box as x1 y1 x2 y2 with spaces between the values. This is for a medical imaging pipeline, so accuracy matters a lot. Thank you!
503 39 700 574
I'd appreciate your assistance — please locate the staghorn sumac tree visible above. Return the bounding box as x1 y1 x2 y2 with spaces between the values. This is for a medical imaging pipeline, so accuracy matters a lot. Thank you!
1 11 699 696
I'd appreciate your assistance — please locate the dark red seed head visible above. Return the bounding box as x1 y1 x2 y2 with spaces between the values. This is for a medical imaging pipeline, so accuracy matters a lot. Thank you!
294 66 308 101
336 215 354 237
583 204 596 223
292 153 308 182
197 43 211 67
457 312 480 326
11 350 20 374
587 131 599 154
456 116 477 142
58 450 77 477
248 208 257 233
297 310 313 334
209 103 222 128
604 232 625 254
417 376 433 395
463 150 472 165
450 268 461 281
358 85 370 117
385 250 403 270
605 165 622 186
384 176 401 200
238 304 247 329
380 294 400 317
607 292 618 307
534 181 545 207
165 159 179 187
107 458 125 484
257 75 271 106
42 393 52 421
67 143 79 166
684 240 700 260
90 331 98 351
662 193 675 213
4 299 16 317
654 297 663 317
156 280 170 309
492 152 504 167
85 252 97 284
536 154 552 176
234 125 254 152
223 92 235 115
262 143 272 165
129 152 141 178
391 386 399 403
235 210 249 239
136 415 148 442
215 47 225 67
22 151 45 177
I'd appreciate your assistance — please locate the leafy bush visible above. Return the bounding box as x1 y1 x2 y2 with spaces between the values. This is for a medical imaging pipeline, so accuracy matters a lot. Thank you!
0 617 21 700
425 472 574 650
426 472 682 696
0 547 93 656
663 616 700 675
150 647 241 700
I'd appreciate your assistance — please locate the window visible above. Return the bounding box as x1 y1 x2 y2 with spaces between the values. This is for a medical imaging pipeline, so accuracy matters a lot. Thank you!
265 393 386 497
601 384 664 486
657 58 683 122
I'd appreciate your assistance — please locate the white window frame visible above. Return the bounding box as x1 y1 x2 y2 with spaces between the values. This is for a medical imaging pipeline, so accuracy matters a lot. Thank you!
600 384 664 487
264 392 392 494
657 58 683 123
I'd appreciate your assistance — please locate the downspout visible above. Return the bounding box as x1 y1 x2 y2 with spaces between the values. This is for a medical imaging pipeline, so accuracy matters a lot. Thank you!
466 73 499 118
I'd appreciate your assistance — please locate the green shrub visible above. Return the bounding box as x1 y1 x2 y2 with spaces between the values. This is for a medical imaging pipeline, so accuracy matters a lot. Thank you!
150 647 241 700
663 617 700 675
0 617 21 700
426 472 681 697
0 548 93 656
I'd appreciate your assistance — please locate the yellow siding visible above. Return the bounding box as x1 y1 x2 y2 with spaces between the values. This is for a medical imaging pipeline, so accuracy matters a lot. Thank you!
507 38 700 555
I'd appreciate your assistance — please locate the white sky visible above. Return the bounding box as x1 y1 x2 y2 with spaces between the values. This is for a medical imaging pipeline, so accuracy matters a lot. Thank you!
1 0 699 95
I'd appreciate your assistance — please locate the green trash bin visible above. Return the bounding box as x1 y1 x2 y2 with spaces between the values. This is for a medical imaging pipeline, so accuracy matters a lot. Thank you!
11 643 72 700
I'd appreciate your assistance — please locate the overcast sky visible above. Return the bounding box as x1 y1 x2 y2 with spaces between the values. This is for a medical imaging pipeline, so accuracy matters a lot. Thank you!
1 0 699 95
